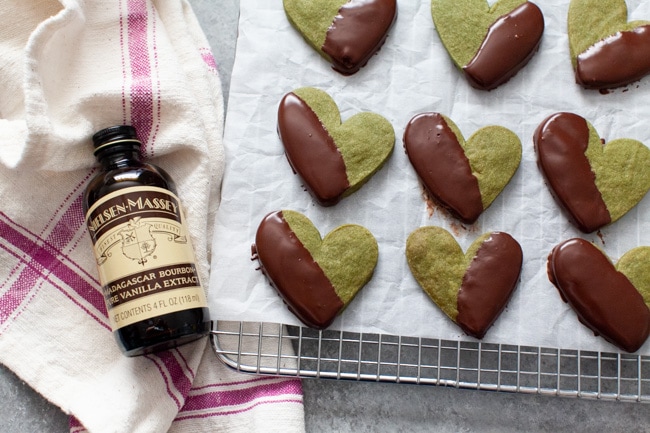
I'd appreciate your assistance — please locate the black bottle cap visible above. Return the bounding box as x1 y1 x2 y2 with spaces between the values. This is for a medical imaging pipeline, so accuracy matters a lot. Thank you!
92 125 141 155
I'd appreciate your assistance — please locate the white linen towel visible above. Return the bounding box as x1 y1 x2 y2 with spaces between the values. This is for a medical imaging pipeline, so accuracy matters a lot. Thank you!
0 0 305 431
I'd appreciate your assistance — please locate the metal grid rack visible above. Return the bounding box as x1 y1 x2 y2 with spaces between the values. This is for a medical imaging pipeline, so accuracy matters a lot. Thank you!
211 321 650 403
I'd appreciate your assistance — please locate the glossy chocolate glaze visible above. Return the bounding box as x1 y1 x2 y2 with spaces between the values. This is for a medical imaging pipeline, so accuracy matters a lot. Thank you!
548 238 650 353
576 25 650 90
463 2 544 90
253 211 343 329
403 112 483 224
322 0 397 75
456 232 523 339
533 112 611 233
277 92 350 206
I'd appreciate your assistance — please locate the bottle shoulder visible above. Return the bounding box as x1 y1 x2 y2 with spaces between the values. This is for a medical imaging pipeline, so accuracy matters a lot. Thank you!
83 162 177 212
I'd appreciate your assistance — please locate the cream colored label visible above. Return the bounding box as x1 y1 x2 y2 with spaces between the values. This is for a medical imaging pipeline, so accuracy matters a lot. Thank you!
85 186 207 331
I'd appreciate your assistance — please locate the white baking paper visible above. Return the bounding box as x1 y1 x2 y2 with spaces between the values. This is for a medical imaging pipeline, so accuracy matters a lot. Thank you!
209 0 650 355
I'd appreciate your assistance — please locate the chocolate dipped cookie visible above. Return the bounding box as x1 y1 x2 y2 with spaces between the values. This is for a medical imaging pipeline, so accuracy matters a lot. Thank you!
548 238 650 352
283 0 397 75
534 112 650 233
406 227 523 339
569 0 650 90
278 87 395 206
253 210 378 329
404 112 521 224
431 0 544 90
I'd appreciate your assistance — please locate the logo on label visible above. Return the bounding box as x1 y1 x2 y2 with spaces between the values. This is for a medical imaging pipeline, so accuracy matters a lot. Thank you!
88 187 194 269
120 218 157 265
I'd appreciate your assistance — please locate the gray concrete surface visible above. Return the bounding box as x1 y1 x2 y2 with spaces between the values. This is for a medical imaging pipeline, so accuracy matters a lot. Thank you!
1 1 649 432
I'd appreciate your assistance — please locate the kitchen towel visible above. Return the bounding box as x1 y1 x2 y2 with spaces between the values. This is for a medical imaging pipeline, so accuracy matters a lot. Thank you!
0 0 304 432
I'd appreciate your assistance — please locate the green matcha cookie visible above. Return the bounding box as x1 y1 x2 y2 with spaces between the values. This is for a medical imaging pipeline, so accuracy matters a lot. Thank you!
283 0 397 75
548 238 650 352
406 227 523 339
278 87 395 206
617 247 650 309
568 0 650 89
253 210 378 329
534 112 650 233
403 112 521 224
431 0 544 90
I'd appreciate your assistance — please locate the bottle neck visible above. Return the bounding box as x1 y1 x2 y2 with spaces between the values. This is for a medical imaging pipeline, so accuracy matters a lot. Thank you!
97 147 142 170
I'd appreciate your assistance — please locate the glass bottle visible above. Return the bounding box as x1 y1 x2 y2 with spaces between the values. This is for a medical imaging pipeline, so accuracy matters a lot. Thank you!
83 125 210 356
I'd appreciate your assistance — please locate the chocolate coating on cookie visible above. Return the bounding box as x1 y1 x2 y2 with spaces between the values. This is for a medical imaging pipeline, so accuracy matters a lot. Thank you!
322 0 397 75
463 2 544 90
404 113 483 224
254 211 343 329
457 232 522 339
548 238 650 353
576 25 650 90
278 92 350 206
533 112 610 233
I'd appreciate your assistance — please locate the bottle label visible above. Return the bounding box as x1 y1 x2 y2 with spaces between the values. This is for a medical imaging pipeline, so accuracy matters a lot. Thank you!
85 186 208 331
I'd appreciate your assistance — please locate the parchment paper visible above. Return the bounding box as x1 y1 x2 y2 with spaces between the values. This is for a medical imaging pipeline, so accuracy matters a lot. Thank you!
209 0 650 355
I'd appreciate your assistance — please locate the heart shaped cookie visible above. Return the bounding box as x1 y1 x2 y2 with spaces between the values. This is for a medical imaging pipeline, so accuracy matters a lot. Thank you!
431 0 544 90
253 210 378 329
278 87 395 206
534 112 650 233
406 227 523 339
403 112 521 224
283 0 397 75
547 238 650 352
568 0 650 90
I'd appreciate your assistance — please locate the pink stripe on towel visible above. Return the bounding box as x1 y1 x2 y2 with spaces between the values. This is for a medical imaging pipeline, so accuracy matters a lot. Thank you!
0 213 107 329
126 0 154 148
175 398 305 421
179 378 303 413
150 349 197 407
199 47 218 74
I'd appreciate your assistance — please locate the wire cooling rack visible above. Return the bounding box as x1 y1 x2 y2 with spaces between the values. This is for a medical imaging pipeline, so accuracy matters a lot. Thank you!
210 321 650 403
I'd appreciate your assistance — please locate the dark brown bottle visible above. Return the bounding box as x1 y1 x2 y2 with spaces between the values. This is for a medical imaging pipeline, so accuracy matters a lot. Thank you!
83 125 210 356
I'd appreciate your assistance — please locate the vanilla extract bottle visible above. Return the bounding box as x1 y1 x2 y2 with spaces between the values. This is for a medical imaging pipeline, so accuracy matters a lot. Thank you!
83 125 210 356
